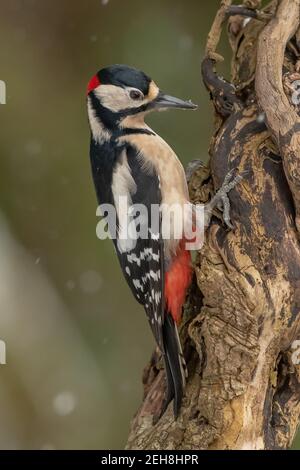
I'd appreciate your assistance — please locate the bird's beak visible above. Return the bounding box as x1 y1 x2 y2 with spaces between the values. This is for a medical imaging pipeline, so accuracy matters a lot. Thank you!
151 91 198 111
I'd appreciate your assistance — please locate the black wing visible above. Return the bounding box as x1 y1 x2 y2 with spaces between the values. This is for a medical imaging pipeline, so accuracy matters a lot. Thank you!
115 143 165 351
90 138 165 349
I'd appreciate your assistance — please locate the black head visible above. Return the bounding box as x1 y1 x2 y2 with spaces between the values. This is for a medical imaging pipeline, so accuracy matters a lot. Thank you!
95 65 151 96
87 64 197 133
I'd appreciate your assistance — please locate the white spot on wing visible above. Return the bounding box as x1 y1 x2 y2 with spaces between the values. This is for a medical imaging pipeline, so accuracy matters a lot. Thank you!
150 270 160 281
127 253 141 266
133 279 144 291
149 229 159 240
112 150 137 253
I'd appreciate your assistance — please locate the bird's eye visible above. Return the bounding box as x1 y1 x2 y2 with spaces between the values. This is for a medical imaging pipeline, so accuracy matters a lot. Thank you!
129 89 144 101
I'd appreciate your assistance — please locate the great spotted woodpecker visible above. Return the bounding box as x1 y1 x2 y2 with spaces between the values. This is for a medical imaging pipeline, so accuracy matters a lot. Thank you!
87 64 241 418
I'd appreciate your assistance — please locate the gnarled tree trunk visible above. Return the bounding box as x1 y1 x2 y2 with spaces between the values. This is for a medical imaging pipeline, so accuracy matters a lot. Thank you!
126 0 300 450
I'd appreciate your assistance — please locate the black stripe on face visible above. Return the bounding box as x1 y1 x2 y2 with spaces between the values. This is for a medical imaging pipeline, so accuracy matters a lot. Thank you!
89 92 120 131
89 91 151 130
118 103 149 117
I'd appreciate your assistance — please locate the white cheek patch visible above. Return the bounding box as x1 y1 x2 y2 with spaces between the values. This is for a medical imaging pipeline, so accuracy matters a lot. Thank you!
94 84 148 113
94 85 129 112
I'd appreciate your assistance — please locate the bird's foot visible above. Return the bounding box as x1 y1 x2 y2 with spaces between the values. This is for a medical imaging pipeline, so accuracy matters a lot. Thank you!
204 169 243 229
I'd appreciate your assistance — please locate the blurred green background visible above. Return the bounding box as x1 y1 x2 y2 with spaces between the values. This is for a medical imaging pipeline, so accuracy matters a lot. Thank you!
0 0 298 450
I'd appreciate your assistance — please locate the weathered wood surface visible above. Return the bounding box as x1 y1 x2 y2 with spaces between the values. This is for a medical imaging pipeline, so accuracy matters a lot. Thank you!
126 0 300 450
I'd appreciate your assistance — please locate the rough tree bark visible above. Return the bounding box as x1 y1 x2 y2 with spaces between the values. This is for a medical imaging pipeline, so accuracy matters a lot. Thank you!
126 0 300 450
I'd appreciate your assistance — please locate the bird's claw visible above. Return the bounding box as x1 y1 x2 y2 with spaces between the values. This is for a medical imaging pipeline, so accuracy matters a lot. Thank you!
222 193 236 229
220 169 243 193
204 168 243 229
217 169 243 228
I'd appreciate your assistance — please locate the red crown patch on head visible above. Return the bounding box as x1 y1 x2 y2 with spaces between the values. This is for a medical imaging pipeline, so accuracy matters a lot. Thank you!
87 74 101 95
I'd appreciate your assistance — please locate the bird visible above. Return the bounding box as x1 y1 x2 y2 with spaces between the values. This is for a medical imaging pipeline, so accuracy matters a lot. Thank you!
86 64 241 418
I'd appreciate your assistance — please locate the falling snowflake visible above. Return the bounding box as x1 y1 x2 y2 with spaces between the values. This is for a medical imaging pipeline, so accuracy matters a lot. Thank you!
79 270 102 294
119 380 132 394
52 391 76 416
243 18 252 28
257 113 265 123
25 140 42 156
178 34 194 51
40 443 55 450
66 280 76 291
